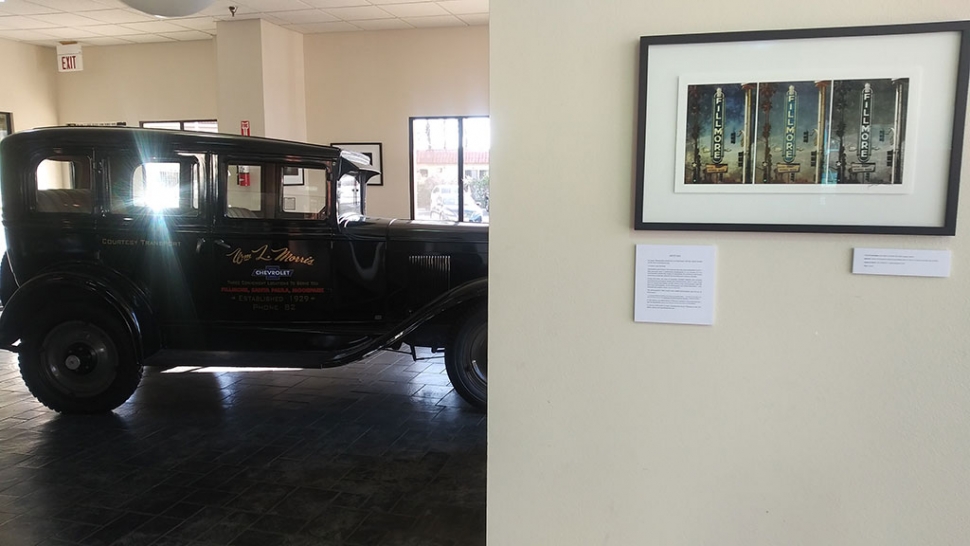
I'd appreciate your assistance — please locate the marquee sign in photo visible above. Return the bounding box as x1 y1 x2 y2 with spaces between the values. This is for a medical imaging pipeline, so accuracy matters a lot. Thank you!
681 77 909 189
635 21 970 234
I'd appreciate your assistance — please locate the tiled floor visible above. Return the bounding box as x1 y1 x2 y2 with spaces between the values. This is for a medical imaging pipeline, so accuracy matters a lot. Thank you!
0 348 486 546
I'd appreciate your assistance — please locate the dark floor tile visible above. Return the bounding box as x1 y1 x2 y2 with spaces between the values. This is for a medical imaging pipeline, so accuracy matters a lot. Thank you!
160 502 204 520
51 505 123 526
35 539 81 546
149 536 197 546
346 513 416 546
231 529 342 546
108 530 162 546
82 511 153 546
229 529 286 546
0 349 483 546
249 513 308 536
195 509 261 544
122 484 193 515
180 488 238 508
223 483 294 514
265 487 339 520
134 515 182 536
302 506 369 542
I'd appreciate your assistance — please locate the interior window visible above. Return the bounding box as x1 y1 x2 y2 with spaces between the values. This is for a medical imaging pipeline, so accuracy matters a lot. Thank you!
410 116 490 223
34 156 94 214
226 164 266 218
280 165 330 220
225 162 332 221
108 153 202 216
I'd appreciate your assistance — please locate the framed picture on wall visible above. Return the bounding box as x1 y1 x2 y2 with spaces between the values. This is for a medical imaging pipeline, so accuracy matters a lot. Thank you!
331 142 383 186
0 112 12 141
635 21 970 235
282 166 304 186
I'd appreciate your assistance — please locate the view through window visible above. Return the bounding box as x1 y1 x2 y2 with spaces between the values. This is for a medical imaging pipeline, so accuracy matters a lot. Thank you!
141 120 219 133
411 117 490 223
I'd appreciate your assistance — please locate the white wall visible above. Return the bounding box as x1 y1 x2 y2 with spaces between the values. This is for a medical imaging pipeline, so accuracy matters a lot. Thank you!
304 26 489 218
489 2 970 545
0 38 58 131
56 40 217 127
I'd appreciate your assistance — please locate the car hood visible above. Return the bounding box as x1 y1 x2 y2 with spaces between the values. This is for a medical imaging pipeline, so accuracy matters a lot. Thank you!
340 216 488 243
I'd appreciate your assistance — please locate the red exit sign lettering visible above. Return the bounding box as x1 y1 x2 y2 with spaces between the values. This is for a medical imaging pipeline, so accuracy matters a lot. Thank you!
56 43 83 72
60 55 79 71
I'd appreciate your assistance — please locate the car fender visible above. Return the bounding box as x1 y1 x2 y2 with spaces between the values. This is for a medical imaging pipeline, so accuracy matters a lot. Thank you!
0 264 160 359
321 277 487 367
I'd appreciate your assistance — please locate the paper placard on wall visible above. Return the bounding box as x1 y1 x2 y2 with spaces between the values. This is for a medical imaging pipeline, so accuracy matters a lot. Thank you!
56 43 82 72
852 248 951 277
634 244 717 325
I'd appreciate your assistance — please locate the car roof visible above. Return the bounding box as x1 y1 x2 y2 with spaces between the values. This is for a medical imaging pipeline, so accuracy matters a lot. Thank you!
0 126 344 160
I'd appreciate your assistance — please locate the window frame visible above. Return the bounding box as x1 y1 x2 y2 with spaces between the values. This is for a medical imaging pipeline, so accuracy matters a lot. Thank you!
408 115 489 222
219 156 337 224
140 119 219 133
106 154 205 217
30 152 98 216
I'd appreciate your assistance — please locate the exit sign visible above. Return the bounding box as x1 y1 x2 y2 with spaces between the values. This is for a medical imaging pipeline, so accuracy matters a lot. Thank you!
56 43 83 72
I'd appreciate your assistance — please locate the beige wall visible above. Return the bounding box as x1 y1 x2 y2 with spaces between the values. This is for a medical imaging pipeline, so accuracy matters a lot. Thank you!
217 19 265 137
305 26 489 218
0 38 58 131
489 2 970 545
56 40 217 127
262 20 307 143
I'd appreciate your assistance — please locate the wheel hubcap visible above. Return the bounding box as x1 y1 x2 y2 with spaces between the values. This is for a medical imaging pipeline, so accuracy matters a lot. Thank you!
64 354 81 371
40 321 119 397
468 325 487 386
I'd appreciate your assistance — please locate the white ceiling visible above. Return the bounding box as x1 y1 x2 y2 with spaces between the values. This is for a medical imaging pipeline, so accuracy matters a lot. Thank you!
0 0 488 47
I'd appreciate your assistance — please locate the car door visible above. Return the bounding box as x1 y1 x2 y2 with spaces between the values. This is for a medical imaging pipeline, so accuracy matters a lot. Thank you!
14 147 101 279
207 157 337 330
97 147 211 347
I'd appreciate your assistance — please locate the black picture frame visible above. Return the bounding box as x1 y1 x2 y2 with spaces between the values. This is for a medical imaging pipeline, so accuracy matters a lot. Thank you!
331 142 383 186
281 166 305 186
0 112 12 141
635 21 970 235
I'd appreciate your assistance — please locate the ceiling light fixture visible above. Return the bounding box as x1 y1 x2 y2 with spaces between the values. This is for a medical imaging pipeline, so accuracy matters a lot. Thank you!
119 0 215 18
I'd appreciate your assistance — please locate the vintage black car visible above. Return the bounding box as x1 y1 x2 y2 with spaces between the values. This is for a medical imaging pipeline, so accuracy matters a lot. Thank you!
0 127 488 413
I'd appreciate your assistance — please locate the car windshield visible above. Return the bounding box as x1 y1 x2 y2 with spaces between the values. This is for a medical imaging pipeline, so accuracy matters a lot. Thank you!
335 174 363 218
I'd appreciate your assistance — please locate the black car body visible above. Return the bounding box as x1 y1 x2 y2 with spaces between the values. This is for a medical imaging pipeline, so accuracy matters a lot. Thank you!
0 127 488 413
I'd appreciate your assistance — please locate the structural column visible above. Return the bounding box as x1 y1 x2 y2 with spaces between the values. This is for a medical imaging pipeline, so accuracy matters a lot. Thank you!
215 19 306 142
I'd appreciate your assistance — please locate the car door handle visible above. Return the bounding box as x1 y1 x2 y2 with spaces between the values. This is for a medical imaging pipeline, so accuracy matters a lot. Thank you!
196 238 232 253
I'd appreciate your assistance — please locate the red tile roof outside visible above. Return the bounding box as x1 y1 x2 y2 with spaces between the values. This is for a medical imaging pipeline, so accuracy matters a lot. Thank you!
415 150 490 165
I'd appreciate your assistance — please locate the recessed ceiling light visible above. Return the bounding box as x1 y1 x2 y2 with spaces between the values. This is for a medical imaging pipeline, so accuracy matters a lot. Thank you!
120 0 214 17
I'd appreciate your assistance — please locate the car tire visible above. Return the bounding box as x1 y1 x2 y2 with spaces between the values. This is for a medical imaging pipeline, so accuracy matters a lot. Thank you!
445 304 487 409
0 253 15 307
19 305 142 414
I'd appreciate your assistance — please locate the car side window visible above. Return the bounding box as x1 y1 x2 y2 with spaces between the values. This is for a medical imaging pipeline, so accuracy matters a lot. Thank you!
33 156 94 214
226 163 266 218
107 152 203 216
280 165 331 220
225 161 333 221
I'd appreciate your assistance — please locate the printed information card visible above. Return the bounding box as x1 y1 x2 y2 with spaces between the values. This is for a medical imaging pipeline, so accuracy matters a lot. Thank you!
634 244 716 325
852 248 951 278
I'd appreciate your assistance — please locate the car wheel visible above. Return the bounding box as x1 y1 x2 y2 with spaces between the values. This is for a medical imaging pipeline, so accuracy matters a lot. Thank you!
19 306 142 414
0 253 16 307
445 304 487 409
